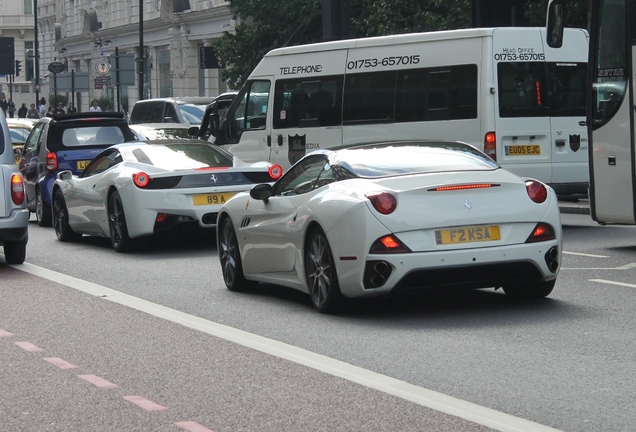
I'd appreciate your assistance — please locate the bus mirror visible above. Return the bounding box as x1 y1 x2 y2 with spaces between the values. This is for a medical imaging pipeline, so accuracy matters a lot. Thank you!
546 0 565 48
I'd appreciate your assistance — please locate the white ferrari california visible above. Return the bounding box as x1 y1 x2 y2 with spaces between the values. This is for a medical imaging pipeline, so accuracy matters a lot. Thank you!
217 141 563 313
52 140 282 252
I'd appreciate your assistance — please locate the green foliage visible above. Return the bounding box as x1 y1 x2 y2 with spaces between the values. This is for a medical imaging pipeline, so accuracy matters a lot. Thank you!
97 96 114 111
523 0 588 28
214 0 323 89
49 94 67 107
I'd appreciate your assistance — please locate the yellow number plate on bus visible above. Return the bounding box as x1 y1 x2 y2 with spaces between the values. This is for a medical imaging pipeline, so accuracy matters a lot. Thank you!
192 192 236 206
435 226 501 245
77 160 91 170
505 145 541 156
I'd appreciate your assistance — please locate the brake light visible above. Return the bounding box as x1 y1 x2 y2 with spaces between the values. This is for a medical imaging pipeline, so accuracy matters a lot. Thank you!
525 180 548 203
431 183 496 192
366 191 397 215
369 235 411 254
268 164 283 180
133 172 150 188
484 132 496 161
535 80 542 106
45 152 58 171
10 174 25 205
525 223 556 243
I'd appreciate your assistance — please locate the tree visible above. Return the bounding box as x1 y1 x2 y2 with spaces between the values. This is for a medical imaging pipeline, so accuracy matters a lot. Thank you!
216 0 589 90
214 0 323 89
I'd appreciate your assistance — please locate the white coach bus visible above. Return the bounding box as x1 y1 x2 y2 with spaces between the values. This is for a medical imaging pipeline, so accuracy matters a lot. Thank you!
212 27 589 195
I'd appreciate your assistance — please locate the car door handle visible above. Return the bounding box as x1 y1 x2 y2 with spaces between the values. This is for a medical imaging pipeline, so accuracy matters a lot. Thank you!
277 135 283 146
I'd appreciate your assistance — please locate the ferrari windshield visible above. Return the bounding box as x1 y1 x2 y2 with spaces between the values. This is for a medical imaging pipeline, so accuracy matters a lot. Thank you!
336 142 499 177
128 143 233 169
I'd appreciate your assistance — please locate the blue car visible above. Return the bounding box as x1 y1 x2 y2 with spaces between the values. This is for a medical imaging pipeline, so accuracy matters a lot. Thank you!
18 112 137 227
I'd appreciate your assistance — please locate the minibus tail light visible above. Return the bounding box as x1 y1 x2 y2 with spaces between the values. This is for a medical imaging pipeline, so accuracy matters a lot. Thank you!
484 132 496 161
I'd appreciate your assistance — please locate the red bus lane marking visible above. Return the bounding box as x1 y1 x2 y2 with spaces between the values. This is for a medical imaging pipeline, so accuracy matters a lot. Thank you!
44 357 79 369
123 396 167 411
14 341 44 352
0 328 14 337
77 374 118 389
175 421 217 432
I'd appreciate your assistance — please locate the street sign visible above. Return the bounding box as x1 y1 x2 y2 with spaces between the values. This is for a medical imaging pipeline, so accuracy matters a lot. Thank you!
48 62 65 74
95 60 111 75
94 75 112 89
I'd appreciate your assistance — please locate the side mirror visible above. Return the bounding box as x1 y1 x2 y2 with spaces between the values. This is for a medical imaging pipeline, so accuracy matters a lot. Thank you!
546 0 565 48
188 126 199 137
250 183 273 203
56 170 73 181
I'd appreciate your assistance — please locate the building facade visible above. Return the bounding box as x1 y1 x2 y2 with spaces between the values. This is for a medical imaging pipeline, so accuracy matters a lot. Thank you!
22 0 233 113
0 0 37 114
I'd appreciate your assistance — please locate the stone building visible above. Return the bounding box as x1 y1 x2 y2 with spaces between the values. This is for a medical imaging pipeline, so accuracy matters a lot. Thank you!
36 0 233 112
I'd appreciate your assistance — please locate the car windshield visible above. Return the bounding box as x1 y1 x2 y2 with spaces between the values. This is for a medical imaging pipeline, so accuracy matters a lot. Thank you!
62 126 125 146
128 143 233 169
336 142 499 177
178 104 206 124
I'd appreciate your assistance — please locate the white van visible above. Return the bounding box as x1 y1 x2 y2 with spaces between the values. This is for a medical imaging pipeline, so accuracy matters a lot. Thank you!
212 27 589 195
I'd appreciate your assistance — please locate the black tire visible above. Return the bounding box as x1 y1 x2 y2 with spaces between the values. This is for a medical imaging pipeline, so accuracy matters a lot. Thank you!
108 191 133 252
305 227 342 314
52 189 81 242
3 238 27 264
503 279 556 300
218 216 256 291
36 188 52 227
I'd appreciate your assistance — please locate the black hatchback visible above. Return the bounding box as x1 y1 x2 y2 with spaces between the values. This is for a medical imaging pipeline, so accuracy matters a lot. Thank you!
18 112 137 226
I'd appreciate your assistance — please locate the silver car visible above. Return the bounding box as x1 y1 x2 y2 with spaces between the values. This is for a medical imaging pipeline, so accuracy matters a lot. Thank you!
0 111 29 264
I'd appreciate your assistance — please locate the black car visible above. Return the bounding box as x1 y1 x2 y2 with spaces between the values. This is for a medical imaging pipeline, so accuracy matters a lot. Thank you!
18 112 137 227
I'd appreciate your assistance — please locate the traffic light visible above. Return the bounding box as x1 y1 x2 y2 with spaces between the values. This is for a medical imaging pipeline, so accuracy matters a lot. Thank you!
15 60 21 76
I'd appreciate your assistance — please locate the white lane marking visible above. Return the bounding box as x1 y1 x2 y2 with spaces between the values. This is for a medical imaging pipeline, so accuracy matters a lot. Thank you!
562 251 608 258
590 279 636 289
561 263 636 270
14 262 562 432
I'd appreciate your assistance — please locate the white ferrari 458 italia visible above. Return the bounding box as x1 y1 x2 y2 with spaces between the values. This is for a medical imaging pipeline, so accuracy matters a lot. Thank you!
52 140 282 251
217 141 563 313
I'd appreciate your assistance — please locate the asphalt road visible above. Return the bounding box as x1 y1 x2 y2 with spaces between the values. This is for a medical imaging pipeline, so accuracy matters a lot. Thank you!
2 209 636 432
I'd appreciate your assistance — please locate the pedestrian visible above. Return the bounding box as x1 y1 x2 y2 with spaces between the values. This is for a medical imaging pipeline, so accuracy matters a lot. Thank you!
89 99 102 112
0 93 8 115
26 103 40 119
38 97 46 116
7 99 15 118
18 103 28 118
45 106 55 117
55 102 66 115
67 103 77 114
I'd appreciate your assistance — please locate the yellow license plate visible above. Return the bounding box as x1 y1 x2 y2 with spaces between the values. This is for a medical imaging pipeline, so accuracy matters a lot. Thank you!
505 145 541 156
192 192 236 206
77 160 91 170
435 226 501 245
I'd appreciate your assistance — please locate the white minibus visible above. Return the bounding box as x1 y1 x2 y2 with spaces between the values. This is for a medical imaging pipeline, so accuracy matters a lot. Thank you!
211 27 589 195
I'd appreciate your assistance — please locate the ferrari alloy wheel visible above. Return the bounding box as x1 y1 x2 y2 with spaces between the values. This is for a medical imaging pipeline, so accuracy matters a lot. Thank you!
219 216 255 291
108 191 133 252
52 189 81 242
305 227 342 314
36 188 52 227
503 279 555 300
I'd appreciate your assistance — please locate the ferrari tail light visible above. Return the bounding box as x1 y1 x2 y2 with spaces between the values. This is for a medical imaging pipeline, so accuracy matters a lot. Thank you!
484 131 496 161
366 191 397 215
268 164 283 180
45 152 58 171
369 235 411 254
10 174 25 205
525 223 556 243
133 172 150 188
525 180 548 203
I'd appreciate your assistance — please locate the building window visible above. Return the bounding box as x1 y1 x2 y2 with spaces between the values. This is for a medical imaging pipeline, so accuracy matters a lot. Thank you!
24 0 33 14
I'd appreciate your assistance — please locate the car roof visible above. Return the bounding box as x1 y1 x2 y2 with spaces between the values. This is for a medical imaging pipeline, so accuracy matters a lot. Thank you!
134 97 215 105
